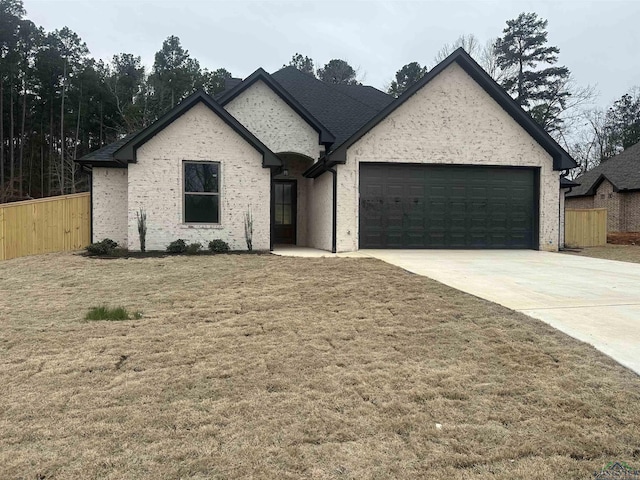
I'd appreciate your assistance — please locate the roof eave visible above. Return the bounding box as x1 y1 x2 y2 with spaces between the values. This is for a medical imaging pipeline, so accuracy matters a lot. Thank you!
111 89 282 168
75 158 127 168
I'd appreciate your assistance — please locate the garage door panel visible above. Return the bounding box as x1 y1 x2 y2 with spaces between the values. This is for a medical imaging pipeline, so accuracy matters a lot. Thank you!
359 164 536 249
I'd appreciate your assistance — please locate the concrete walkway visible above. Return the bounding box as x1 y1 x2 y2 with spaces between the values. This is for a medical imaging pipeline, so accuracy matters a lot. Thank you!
361 250 640 375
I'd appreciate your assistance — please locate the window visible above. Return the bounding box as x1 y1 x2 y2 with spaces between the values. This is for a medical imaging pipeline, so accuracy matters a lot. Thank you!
184 161 220 223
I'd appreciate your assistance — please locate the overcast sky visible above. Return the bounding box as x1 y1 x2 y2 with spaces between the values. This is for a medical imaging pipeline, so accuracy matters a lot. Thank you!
23 0 640 108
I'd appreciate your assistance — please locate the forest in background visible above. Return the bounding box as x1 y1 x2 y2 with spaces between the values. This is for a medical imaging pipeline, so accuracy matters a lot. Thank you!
1 0 638 203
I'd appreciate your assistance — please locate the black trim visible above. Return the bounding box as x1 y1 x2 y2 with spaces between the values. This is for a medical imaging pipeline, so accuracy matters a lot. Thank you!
533 168 541 250
270 168 275 251
113 90 281 168
88 167 94 242
328 167 337 253
76 159 127 168
304 48 576 179
218 68 336 146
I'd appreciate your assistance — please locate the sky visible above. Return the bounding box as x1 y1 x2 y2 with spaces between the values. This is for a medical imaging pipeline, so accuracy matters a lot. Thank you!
22 0 640 108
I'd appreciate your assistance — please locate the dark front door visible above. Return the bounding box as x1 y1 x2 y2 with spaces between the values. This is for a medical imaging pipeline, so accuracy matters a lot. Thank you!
359 164 537 249
274 180 297 244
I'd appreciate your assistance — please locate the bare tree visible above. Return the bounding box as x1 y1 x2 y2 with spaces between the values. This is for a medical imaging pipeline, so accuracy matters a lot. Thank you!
433 34 514 82
559 108 607 179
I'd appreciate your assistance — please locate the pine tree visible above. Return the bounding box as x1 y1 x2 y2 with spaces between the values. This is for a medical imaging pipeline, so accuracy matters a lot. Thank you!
387 62 427 97
286 53 315 76
317 59 359 85
494 12 570 134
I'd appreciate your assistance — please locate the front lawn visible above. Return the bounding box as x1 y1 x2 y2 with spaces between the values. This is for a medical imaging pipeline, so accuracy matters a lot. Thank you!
1 253 639 479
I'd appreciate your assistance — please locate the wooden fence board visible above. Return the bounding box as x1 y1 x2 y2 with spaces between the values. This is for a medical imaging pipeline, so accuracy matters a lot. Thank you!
565 208 607 248
0 193 91 261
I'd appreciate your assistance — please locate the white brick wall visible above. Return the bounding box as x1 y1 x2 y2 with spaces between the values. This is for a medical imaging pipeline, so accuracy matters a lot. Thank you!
127 102 270 251
92 167 128 246
336 62 560 252
307 172 333 251
225 80 321 160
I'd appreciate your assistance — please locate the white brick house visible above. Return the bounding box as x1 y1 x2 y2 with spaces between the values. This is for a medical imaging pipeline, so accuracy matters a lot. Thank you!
77 49 576 253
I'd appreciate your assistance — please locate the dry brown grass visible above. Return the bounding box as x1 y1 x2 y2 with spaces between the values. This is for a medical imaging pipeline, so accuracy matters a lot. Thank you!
564 244 640 264
1 253 640 479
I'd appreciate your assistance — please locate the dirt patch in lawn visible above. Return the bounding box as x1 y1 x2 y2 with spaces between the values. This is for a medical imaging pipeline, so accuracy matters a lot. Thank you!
608 232 640 245
1 253 640 479
563 244 640 264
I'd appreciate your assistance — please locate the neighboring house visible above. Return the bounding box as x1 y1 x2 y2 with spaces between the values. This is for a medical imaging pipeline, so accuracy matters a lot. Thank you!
76 48 576 253
566 142 640 233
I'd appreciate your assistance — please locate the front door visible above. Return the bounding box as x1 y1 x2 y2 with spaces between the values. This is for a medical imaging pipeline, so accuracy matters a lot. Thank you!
274 180 297 244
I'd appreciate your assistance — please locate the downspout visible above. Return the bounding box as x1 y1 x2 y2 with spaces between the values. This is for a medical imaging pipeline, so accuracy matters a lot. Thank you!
327 166 337 254
269 167 275 251
559 169 571 250
558 182 562 250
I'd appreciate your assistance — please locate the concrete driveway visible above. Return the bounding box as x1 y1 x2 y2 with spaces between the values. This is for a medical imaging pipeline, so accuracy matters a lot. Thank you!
362 250 640 375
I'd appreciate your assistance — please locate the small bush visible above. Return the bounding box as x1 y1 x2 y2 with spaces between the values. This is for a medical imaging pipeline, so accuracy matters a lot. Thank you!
166 239 187 254
86 238 118 256
186 242 202 255
209 239 230 253
85 306 142 321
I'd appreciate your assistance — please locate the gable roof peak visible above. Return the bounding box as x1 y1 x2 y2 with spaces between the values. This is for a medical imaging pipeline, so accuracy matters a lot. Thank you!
80 87 282 168
218 66 336 145
314 45 576 175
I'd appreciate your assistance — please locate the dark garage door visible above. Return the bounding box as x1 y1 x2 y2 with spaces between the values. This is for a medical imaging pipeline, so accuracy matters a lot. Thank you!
359 164 537 249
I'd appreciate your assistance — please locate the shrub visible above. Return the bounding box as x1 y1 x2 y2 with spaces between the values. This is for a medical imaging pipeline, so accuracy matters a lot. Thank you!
85 306 142 321
209 239 230 253
86 238 118 256
186 242 202 255
166 239 187 254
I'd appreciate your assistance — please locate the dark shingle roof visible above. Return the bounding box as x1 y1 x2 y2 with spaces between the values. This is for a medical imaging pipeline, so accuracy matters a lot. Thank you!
328 83 394 111
77 134 137 166
567 142 640 197
271 66 393 147
560 176 580 188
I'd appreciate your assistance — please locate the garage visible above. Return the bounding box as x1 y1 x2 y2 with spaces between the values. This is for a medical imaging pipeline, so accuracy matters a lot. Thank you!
359 163 538 249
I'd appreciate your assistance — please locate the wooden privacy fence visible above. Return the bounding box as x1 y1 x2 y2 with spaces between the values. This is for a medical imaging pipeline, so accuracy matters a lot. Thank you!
0 193 91 261
565 208 607 248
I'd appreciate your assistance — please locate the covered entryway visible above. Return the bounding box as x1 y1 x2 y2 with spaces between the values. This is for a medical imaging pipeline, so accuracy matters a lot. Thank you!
359 163 538 249
272 153 314 247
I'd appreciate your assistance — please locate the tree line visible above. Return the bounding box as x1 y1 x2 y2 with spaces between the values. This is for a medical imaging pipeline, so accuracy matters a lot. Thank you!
1 1 638 203
0 0 232 202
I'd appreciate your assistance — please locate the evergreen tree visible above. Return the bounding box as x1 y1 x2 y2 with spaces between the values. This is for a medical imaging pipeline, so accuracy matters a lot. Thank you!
604 90 640 156
317 59 359 85
147 36 201 120
286 53 315 76
199 67 232 96
387 62 427 97
494 12 570 134
106 53 146 133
